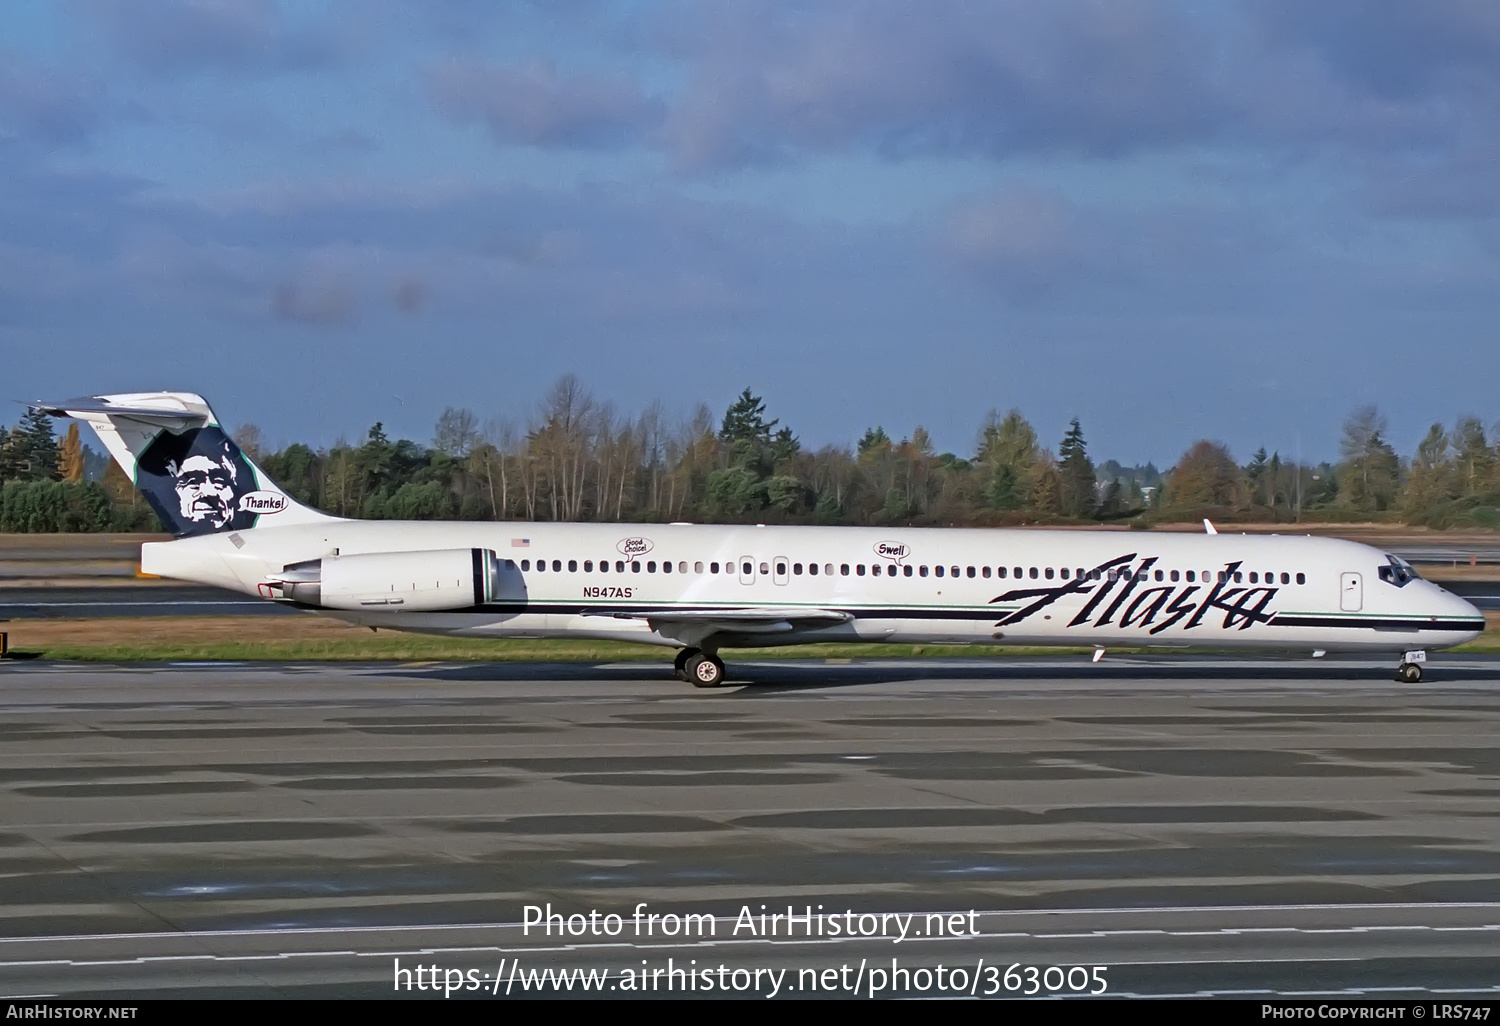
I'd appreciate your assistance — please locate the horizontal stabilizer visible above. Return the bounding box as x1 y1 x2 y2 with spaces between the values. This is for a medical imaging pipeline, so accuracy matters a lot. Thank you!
31 396 207 426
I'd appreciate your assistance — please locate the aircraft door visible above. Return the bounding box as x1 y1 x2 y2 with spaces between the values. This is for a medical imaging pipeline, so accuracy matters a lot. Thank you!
739 556 755 585
773 557 789 586
1340 572 1363 612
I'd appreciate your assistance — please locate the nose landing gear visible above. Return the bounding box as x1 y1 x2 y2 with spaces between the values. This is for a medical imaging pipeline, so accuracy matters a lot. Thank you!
1396 650 1427 683
674 648 728 688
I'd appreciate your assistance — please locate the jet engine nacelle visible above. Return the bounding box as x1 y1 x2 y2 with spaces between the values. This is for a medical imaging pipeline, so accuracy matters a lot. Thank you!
268 548 497 612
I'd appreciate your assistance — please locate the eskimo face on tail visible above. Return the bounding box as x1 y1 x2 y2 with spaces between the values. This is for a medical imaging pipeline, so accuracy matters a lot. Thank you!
135 427 259 535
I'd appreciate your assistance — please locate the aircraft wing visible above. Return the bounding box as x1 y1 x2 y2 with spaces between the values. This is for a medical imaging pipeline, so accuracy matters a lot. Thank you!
582 607 852 634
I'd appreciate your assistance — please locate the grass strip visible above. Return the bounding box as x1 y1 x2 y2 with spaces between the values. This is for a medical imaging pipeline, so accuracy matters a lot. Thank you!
3 614 1496 662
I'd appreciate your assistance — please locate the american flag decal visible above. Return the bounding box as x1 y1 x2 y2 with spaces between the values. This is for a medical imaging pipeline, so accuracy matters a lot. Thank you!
511 538 531 548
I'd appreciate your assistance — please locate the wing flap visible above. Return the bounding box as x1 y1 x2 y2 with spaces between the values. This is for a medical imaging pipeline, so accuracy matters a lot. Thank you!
585 607 850 622
583 607 852 634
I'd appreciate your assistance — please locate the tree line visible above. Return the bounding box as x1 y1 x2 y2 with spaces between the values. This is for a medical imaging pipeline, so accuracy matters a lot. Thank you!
2 378 1498 532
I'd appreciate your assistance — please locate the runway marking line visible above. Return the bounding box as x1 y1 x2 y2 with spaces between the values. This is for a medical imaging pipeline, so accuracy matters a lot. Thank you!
4 922 1500 971
4 899 1500 948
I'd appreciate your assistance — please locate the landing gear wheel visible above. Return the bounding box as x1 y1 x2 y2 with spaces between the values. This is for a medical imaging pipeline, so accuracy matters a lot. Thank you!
1397 662 1423 683
685 652 726 688
673 648 699 682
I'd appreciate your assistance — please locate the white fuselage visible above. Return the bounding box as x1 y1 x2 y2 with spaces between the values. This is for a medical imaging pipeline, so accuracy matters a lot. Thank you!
142 521 1485 655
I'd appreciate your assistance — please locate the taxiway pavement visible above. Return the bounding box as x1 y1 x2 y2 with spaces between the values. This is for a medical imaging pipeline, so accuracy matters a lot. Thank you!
0 656 1498 998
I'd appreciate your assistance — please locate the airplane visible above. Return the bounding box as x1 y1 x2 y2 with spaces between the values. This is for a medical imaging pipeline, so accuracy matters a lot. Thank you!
34 391 1486 688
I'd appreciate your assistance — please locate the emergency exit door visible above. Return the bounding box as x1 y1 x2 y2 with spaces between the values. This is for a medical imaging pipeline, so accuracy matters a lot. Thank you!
1340 572 1362 612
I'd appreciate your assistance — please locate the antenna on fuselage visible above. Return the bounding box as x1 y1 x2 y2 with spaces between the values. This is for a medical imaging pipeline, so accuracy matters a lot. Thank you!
1203 519 1218 535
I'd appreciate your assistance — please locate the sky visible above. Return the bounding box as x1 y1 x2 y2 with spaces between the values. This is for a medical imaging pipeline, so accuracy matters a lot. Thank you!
2 0 1499 467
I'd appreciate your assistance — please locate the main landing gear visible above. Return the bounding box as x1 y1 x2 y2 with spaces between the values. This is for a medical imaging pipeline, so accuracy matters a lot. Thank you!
1396 650 1427 683
674 647 727 688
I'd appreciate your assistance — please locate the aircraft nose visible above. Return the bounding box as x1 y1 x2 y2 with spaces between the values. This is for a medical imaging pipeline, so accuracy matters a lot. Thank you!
1436 585 1486 642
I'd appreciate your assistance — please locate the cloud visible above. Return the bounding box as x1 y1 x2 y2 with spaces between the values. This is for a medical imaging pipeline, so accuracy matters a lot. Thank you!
653 0 1225 170
1232 3 1500 217
73 0 340 73
1358 133 1500 219
392 277 426 313
0 56 97 143
1253 1 1500 100
943 186 1092 300
947 186 1077 265
0 157 797 330
938 180 1314 308
393 0 1488 189
426 57 664 149
273 279 356 324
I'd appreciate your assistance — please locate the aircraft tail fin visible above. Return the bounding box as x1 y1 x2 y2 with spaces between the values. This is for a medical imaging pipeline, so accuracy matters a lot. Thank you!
31 392 337 538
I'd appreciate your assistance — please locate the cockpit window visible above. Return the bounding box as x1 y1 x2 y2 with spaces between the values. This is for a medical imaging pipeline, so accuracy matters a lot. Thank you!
1377 555 1420 588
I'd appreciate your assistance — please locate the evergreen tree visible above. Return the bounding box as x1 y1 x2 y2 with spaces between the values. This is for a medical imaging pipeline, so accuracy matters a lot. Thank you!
705 465 763 517
813 489 841 524
0 424 15 482
765 475 804 515
770 426 800 468
0 410 59 482
1453 416 1493 496
977 409 1040 511
707 389 796 517
719 388 778 472
261 443 320 505
1401 422 1456 521
1057 418 1097 517
1337 406 1400 512
1245 448 1270 506
857 426 891 460
24 410 58 480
